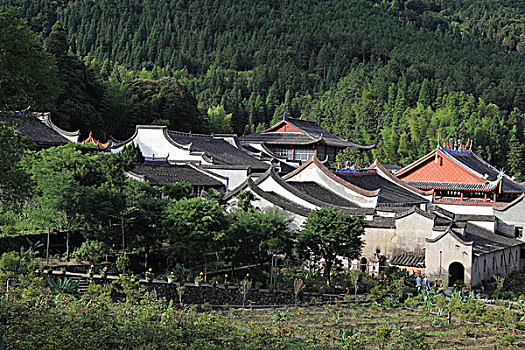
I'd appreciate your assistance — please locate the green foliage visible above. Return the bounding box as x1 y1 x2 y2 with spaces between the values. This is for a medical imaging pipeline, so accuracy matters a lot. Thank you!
217 206 294 273
0 252 19 277
163 197 226 266
208 105 233 134
115 253 130 274
20 144 130 248
0 123 31 207
162 182 193 200
72 240 110 263
297 206 364 286
0 7 59 110
46 276 79 298
374 325 393 349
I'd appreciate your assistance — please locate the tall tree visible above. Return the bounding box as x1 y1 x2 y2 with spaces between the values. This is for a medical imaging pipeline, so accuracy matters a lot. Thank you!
297 206 364 286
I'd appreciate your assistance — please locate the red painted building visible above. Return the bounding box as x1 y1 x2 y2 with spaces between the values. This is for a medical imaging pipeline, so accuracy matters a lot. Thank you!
240 116 375 163
396 145 524 207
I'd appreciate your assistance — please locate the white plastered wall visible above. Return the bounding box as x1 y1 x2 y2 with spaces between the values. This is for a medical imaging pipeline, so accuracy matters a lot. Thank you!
257 175 319 210
425 233 473 287
205 168 248 191
285 163 377 208
112 126 211 164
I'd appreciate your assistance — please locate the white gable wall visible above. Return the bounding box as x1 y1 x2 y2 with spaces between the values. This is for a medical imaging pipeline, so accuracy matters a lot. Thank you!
112 126 211 164
361 212 433 261
425 233 473 287
286 163 377 208
257 175 319 210
437 203 494 216
205 168 248 191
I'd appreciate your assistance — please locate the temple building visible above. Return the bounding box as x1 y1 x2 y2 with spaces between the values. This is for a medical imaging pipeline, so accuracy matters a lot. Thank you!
395 144 525 209
240 116 375 169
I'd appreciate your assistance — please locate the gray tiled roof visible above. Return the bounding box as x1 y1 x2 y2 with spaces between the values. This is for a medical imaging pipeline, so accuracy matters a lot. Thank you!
168 131 269 171
0 112 69 147
289 118 375 148
334 171 428 205
130 161 224 187
447 150 524 193
241 118 375 149
286 181 361 208
390 253 425 267
364 216 396 228
464 223 524 256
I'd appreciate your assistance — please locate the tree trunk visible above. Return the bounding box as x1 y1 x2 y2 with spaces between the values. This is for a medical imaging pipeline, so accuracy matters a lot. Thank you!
66 232 70 261
121 216 125 252
46 229 50 265
326 261 332 287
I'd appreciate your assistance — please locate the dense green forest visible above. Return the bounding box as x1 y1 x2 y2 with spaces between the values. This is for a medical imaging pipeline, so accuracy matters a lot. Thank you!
0 0 524 176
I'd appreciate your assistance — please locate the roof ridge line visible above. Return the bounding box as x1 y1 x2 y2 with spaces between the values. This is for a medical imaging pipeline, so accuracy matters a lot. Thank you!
370 159 433 197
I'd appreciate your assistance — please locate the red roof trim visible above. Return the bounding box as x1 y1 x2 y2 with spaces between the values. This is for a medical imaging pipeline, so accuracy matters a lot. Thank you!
81 131 110 150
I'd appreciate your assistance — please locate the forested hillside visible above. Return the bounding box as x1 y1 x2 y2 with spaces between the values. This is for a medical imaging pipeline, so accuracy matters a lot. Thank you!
1 0 524 176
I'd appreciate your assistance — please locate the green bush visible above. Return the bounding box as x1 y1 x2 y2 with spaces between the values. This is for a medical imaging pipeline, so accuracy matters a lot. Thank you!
0 251 19 275
72 240 110 263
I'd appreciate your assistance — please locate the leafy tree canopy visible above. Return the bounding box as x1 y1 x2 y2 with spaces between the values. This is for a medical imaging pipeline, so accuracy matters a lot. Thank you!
297 206 365 286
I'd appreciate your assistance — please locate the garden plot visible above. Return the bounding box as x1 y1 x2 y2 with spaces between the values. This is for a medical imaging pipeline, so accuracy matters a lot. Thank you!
230 303 525 349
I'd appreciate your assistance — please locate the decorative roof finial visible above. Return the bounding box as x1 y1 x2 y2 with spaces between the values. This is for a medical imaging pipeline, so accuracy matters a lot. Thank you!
283 112 287 121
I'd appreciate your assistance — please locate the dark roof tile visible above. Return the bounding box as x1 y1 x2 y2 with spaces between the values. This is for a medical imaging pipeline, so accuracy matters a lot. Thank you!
464 223 524 256
390 253 425 267
0 112 69 147
334 171 428 205
286 181 361 208
130 161 224 187
168 131 269 170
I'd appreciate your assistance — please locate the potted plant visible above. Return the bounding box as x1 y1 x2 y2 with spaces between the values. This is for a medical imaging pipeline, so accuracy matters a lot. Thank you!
87 265 94 278
167 272 175 284
194 272 204 286
145 268 154 282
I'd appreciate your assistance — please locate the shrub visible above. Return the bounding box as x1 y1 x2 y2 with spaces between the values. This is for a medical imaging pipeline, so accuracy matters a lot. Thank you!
72 240 110 263
115 253 130 274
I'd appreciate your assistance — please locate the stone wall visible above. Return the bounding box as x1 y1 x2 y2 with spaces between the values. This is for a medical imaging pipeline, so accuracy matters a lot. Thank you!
65 273 346 306
143 282 344 306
